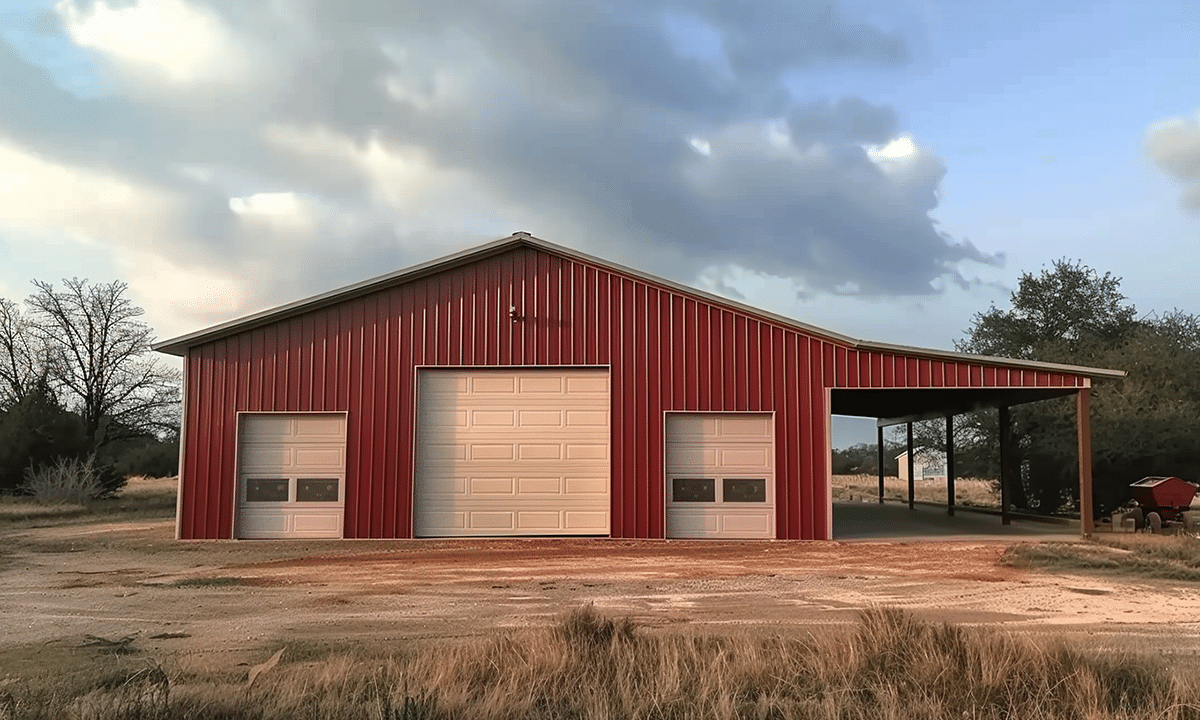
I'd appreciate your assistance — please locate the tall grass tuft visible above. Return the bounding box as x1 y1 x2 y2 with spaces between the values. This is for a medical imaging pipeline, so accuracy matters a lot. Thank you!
19 455 102 505
7 607 1200 719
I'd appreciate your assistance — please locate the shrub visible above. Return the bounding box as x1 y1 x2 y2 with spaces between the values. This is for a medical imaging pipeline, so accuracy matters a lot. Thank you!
20 455 103 505
0 386 90 493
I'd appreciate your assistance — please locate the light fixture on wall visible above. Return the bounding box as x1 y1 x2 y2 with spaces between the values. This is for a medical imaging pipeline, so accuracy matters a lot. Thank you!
509 305 523 322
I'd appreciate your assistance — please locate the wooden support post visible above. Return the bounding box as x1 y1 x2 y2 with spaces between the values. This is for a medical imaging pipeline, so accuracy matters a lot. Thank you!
877 425 885 504
946 415 956 517
906 422 915 510
999 406 1012 526
1078 387 1094 539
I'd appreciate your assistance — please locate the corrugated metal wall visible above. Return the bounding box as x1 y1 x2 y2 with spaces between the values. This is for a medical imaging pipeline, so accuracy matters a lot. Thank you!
179 246 1087 540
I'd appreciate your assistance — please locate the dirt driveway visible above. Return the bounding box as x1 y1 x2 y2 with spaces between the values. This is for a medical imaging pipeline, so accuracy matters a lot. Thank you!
4 514 1200 682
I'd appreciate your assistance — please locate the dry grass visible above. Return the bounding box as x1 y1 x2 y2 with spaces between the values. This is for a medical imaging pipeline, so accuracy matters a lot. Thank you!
6 606 1200 719
833 473 999 508
0 475 177 527
1002 533 1200 581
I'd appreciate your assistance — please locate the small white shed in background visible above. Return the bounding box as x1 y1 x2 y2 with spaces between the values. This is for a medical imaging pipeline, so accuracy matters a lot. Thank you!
895 448 947 482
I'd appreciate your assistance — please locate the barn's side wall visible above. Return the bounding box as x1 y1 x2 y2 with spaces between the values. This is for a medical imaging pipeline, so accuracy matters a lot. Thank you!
179 246 1087 540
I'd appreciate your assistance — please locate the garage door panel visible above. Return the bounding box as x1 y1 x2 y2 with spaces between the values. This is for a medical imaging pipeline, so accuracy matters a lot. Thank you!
564 477 608 494
294 446 345 468
519 410 563 426
519 376 564 393
471 444 515 461
718 416 772 437
566 410 607 426
666 413 775 540
293 513 342 533
237 413 346 539
518 443 562 460
424 511 466 530
416 369 610 537
666 511 720 534
717 447 772 469
565 443 607 460
469 511 515 529
470 477 515 494
242 415 294 439
241 445 293 471
518 511 562 529
472 410 516 427
472 376 516 393
241 510 290 534
564 511 609 530
518 477 563 494
666 445 718 472
721 513 773 534
426 410 468 428
295 415 347 438
566 375 608 394
427 444 468 461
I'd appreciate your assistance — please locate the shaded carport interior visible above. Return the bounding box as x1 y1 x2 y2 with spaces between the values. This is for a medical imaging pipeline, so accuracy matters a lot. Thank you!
829 385 1089 539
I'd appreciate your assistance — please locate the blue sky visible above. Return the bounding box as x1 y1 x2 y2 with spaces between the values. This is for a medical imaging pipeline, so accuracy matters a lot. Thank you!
0 1 1196 447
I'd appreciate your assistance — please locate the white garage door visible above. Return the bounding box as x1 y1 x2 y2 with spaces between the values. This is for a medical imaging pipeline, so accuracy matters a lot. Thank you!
666 413 775 539
414 369 610 537
237 413 346 539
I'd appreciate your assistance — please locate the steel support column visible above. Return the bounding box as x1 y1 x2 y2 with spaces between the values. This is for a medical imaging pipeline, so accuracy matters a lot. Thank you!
998 406 1012 526
1077 387 1094 539
877 426 885 503
906 422 915 510
946 415 956 517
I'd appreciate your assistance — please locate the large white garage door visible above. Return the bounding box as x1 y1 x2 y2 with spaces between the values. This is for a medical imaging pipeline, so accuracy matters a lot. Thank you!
415 369 610 537
666 413 775 539
237 413 346 539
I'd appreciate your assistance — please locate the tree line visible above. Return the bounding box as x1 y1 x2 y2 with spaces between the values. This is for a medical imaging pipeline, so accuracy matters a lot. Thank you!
0 278 180 496
906 260 1200 516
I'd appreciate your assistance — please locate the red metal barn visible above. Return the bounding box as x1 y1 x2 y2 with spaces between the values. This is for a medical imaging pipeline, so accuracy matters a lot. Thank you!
155 233 1124 540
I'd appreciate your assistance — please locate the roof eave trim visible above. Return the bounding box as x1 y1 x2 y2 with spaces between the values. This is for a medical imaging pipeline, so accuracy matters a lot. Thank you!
152 233 529 356
852 340 1127 380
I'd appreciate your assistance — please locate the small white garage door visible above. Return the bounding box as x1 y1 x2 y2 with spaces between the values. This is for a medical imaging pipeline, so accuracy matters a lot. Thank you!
665 413 775 539
237 413 346 539
414 369 610 537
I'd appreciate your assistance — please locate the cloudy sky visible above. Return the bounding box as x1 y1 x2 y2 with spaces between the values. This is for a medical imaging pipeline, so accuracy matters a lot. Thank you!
1 0 1198 445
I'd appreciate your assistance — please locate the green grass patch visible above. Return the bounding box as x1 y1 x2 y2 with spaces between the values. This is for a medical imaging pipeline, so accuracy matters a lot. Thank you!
1001 534 1200 581
5 607 1200 719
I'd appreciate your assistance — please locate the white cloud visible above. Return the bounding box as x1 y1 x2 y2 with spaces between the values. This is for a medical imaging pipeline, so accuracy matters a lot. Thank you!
867 135 915 160
1146 110 1200 212
57 0 250 85
0 0 997 339
115 250 247 337
0 140 182 244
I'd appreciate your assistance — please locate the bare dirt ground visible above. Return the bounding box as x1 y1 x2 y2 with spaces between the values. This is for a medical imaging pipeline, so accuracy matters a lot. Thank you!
5 507 1200 686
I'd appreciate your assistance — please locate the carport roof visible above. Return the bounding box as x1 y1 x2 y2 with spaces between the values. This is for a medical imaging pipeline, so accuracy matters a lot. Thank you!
153 232 1126 390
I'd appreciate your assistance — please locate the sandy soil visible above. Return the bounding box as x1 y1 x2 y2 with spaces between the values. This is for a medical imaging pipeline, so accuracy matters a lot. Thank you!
4 514 1200 684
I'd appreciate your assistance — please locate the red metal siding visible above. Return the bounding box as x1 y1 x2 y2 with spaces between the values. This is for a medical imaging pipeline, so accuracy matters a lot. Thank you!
179 245 1090 540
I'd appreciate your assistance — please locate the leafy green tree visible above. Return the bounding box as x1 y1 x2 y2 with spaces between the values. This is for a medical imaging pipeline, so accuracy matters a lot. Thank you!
950 261 1200 515
958 259 1137 360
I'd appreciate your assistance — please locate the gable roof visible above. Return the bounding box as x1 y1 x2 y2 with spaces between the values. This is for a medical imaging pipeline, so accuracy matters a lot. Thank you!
152 232 1125 381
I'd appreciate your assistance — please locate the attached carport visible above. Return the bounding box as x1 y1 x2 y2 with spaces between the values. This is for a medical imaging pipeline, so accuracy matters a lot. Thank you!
830 358 1126 539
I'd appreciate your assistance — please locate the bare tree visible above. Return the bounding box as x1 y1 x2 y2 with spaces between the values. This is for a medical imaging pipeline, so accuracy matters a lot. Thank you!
25 279 180 446
0 298 45 410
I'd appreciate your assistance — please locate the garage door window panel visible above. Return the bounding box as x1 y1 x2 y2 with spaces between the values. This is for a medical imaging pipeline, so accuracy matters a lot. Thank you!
672 478 716 502
296 478 340 502
246 478 290 502
723 478 767 503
